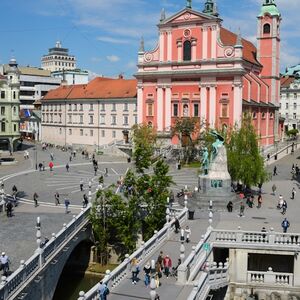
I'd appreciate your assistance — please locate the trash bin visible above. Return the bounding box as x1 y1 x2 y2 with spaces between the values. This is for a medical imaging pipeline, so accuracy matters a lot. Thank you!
188 210 195 220
274 154 277 160
127 157 131 163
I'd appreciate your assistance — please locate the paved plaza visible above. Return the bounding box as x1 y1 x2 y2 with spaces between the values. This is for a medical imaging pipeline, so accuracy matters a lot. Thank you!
0 142 300 282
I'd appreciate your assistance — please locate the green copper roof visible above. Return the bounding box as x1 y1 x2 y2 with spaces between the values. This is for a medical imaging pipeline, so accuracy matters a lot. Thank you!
258 4 280 17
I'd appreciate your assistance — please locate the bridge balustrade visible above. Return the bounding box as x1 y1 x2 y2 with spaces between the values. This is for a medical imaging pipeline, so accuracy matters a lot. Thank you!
80 208 188 300
247 270 293 287
0 206 91 300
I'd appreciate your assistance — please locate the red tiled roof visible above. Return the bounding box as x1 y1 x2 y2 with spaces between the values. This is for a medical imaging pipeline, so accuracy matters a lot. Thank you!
42 77 137 101
220 28 261 67
280 76 295 88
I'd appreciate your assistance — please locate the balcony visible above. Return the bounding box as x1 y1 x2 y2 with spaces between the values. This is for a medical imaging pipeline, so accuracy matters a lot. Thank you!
247 269 293 287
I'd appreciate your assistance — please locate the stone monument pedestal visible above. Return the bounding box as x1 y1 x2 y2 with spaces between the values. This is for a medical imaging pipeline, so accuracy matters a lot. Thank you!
188 146 238 210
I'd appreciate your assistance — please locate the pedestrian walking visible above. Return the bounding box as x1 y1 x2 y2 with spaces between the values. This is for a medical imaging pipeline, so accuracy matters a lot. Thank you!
272 184 277 195
104 167 108 177
180 228 185 242
82 194 88 208
12 185 17 195
273 166 278 176
94 165 98 176
33 192 39 207
257 194 262 209
23 151 27 160
239 201 245 217
282 200 287 215
98 280 109 300
50 153 54 161
155 262 162 287
6 201 13 217
64 198 70 213
267 153 270 161
174 217 180 233
185 225 191 243
291 187 296 200
227 201 233 212
69 155 72 162
42 161 45 171
54 192 60 205
80 179 84 191
131 257 139 284
0 252 10 276
157 251 164 271
66 163 70 172
0 180 4 189
163 255 172 278
48 161 54 172
144 261 151 287
150 259 156 275
281 217 290 233
277 194 284 209
38 162 43 171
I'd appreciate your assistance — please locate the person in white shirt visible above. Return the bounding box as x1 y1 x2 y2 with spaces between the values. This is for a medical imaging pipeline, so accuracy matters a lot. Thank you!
0 252 10 276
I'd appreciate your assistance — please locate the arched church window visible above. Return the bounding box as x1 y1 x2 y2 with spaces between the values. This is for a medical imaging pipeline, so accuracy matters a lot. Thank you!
263 23 271 34
183 40 191 61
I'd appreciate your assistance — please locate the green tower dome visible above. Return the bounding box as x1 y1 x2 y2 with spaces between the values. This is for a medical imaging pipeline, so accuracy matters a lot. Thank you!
258 0 280 17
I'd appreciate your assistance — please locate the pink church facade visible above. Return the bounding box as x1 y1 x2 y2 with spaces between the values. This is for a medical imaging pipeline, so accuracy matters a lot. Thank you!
135 0 281 146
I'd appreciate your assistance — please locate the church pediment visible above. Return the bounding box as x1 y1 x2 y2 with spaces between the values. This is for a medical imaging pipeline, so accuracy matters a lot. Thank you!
160 8 217 26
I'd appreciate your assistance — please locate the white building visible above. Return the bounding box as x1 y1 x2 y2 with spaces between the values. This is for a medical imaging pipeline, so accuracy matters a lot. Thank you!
41 41 76 72
51 69 89 85
41 77 137 150
280 76 300 131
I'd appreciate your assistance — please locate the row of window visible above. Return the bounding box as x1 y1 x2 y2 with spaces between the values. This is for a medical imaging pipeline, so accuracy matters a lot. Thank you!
44 55 75 61
0 122 17 132
1 90 18 100
281 93 298 99
60 128 117 138
280 102 298 110
0 106 18 115
281 113 298 121
42 114 136 125
42 103 137 112
43 61 75 68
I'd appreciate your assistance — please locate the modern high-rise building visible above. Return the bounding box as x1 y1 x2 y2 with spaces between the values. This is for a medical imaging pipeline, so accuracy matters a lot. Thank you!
41 41 77 72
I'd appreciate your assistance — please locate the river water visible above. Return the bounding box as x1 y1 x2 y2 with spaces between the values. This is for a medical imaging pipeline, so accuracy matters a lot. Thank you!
53 272 101 300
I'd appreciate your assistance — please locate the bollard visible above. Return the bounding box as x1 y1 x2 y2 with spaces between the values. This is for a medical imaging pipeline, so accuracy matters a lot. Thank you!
78 291 86 300
149 277 157 300
52 233 56 239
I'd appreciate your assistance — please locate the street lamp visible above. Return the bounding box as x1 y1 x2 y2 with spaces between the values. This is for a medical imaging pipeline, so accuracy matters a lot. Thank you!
32 129 38 170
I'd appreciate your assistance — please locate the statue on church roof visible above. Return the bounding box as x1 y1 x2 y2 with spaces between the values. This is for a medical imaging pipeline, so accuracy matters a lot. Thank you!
186 0 192 9
139 37 145 53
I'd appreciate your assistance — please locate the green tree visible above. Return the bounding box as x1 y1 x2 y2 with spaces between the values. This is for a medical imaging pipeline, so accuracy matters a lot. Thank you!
132 124 157 173
171 117 200 163
90 187 140 264
227 115 269 187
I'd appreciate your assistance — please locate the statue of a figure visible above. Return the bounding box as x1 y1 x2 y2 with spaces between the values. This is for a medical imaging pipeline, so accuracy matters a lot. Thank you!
186 0 192 9
201 147 209 175
209 130 224 161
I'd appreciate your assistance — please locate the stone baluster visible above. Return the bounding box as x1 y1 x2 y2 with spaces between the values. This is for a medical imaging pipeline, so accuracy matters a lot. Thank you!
236 226 243 243
154 230 158 244
180 242 185 261
19 260 26 283
268 228 275 244
104 270 111 288
63 223 67 230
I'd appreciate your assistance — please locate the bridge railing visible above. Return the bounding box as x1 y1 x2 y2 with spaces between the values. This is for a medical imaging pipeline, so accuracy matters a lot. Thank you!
247 270 294 287
43 206 91 262
177 228 211 284
79 208 188 300
0 205 91 300
211 228 300 249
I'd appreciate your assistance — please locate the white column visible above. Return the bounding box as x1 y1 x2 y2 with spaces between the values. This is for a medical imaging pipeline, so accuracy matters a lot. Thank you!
209 85 216 127
167 31 172 62
157 86 164 131
211 25 217 59
165 86 172 130
137 86 144 124
159 32 165 62
200 85 207 122
191 39 197 61
177 41 182 62
233 83 243 126
202 27 208 60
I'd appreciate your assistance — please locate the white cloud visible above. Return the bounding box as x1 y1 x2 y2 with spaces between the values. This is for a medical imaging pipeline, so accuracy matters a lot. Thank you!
97 36 130 44
106 55 120 62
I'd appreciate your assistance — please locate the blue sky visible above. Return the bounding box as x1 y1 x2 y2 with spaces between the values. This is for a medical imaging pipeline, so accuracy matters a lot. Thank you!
0 0 299 78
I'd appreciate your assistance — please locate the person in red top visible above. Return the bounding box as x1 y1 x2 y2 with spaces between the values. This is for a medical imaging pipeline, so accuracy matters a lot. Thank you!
163 255 172 278
49 161 54 171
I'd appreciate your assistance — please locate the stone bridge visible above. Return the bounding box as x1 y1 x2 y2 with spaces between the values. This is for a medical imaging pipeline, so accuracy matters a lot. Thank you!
0 206 93 300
